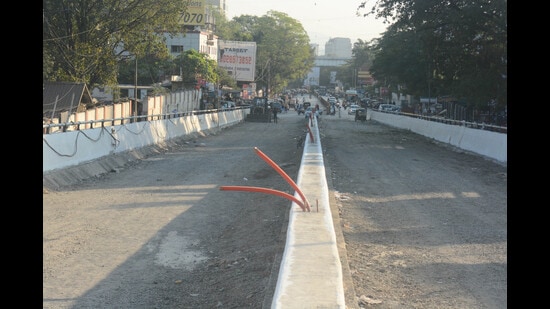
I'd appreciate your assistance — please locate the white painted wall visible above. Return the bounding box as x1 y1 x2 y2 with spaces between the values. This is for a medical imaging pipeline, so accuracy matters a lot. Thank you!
43 109 248 172
369 110 507 164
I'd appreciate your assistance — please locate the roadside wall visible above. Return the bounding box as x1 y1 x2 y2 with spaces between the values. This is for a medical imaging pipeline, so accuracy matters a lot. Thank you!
43 108 248 173
368 110 507 164
44 89 201 133
42 105 507 307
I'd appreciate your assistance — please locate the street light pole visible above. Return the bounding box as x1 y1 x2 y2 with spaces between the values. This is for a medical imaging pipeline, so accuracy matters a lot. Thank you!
134 57 138 118
267 60 270 99
353 68 357 89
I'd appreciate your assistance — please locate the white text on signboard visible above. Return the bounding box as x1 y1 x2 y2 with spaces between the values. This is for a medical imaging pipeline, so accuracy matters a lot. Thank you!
218 41 257 82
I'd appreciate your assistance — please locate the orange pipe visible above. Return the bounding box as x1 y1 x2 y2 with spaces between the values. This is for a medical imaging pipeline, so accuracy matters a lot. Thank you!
254 147 310 211
219 186 307 212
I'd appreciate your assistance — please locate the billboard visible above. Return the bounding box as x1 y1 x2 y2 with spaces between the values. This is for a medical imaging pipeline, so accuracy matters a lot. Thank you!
330 71 337 84
304 67 320 87
357 70 374 85
180 0 206 26
218 40 257 82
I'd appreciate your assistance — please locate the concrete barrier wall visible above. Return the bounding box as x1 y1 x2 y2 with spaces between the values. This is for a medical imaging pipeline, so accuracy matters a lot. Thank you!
43 109 248 173
272 110 506 307
272 116 346 308
43 107 506 307
44 108 506 174
369 110 507 164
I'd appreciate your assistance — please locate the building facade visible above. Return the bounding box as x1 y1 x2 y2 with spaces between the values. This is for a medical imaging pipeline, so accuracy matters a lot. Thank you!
207 0 227 11
324 37 352 59
163 31 218 61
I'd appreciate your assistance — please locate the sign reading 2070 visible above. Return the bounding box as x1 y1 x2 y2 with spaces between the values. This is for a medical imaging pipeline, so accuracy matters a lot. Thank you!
180 0 206 26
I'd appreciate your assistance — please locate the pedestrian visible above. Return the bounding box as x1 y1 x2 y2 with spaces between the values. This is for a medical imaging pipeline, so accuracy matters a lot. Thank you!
272 106 278 123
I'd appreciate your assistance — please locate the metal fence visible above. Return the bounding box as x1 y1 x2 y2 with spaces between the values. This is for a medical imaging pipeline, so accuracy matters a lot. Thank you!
42 106 250 135
384 110 507 134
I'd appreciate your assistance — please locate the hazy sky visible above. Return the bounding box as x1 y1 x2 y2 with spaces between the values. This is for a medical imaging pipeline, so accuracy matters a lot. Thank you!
225 0 388 54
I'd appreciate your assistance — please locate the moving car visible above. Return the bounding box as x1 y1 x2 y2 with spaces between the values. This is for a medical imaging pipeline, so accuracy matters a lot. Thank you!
348 104 360 115
270 101 282 112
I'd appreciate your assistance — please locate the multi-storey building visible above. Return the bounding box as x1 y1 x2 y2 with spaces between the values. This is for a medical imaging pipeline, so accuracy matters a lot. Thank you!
207 0 227 11
324 37 352 59
163 31 218 62
162 0 224 61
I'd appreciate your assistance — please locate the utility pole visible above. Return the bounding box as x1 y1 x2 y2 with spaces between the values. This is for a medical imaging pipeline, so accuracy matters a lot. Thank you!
134 56 138 119
267 60 271 99
353 68 357 89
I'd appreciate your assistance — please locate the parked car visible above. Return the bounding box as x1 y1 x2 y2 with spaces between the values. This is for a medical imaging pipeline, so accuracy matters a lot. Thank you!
221 101 236 109
378 104 400 112
348 104 360 115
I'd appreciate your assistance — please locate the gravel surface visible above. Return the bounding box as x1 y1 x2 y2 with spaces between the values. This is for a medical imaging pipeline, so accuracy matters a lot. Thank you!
320 112 507 308
44 112 308 309
43 104 507 308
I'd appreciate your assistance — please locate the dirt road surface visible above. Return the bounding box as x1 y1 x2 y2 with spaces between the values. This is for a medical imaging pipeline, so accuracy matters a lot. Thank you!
320 111 507 308
43 105 507 308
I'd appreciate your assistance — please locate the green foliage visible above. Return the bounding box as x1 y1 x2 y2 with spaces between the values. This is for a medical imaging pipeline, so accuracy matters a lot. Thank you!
43 0 188 87
173 49 218 86
370 25 431 97
211 10 254 42
216 66 237 89
356 0 506 109
339 39 376 88
117 44 173 85
43 1 315 98
222 11 314 96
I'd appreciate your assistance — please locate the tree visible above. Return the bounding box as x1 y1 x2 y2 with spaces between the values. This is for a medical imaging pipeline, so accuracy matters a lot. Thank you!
172 49 219 88
210 9 254 42
43 0 188 87
117 43 173 85
339 39 376 89
221 11 314 96
369 25 433 98
216 66 237 89
357 0 507 110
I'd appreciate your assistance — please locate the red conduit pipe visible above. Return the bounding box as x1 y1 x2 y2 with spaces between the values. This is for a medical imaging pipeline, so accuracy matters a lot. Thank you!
253 147 311 212
219 186 307 212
